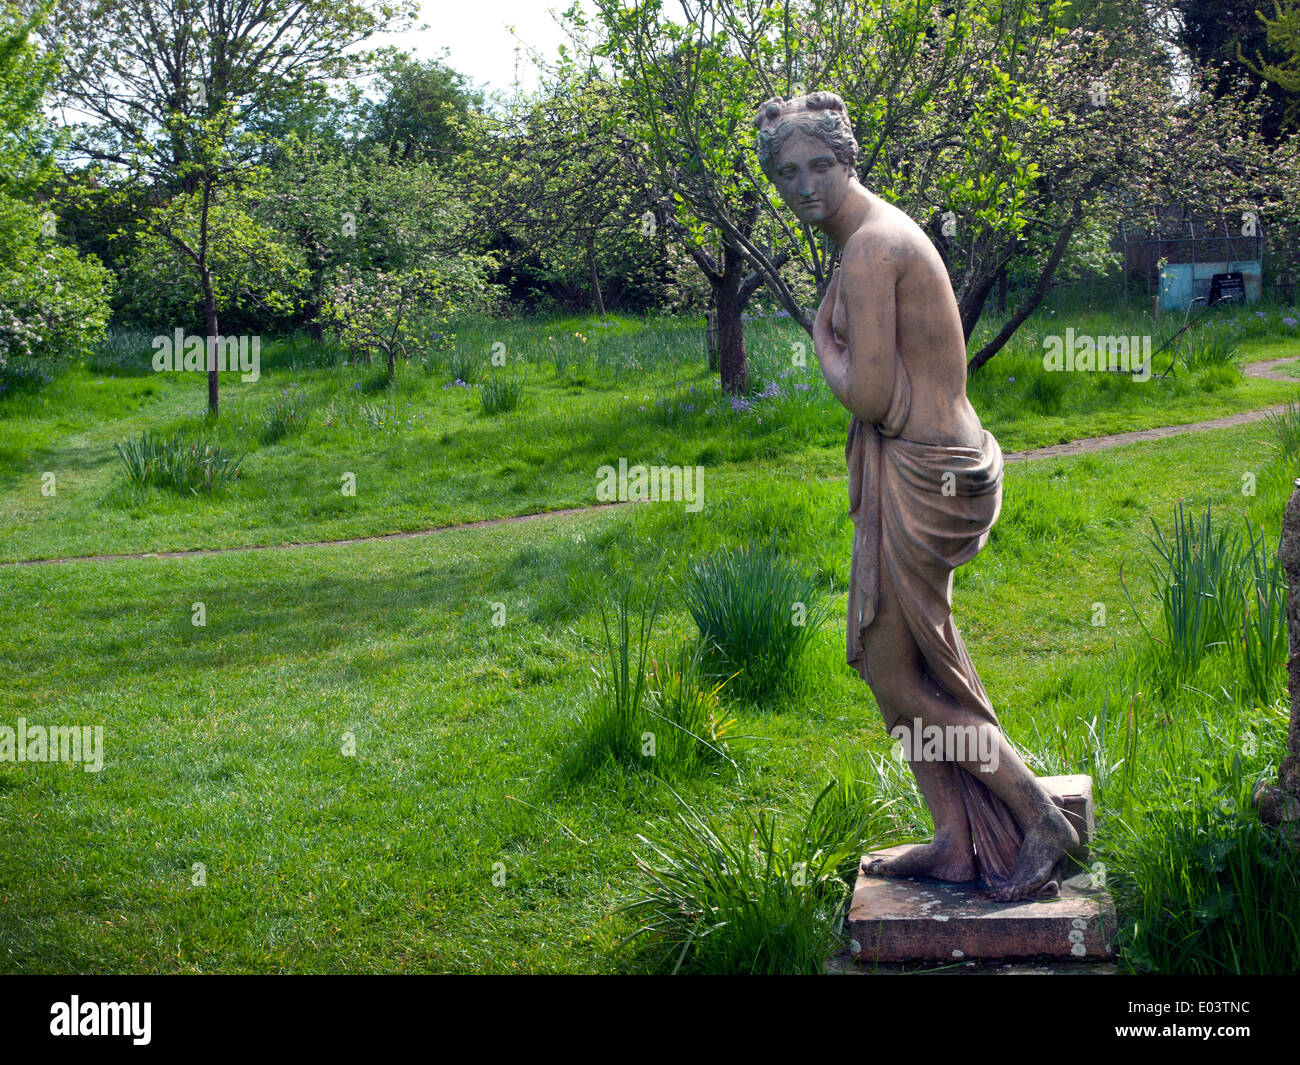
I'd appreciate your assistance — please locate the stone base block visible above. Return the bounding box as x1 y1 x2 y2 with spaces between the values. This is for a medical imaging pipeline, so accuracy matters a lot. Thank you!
1042 773 1095 862
849 847 1116 965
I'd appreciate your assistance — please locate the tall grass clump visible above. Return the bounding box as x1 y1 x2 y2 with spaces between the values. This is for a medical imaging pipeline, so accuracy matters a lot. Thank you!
114 430 243 495
1025 372 1066 415
260 332 349 371
1122 501 1287 707
1239 521 1288 708
442 349 482 385
480 374 524 415
84 330 156 375
1180 326 1239 372
682 540 829 702
259 387 312 443
620 778 897 974
1064 652 1300 973
571 584 735 777
1125 501 1243 674
1264 398 1300 459
644 643 738 772
1108 770 1300 974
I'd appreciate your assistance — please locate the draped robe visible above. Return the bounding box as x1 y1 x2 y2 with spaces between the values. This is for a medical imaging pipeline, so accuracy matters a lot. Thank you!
845 360 1023 883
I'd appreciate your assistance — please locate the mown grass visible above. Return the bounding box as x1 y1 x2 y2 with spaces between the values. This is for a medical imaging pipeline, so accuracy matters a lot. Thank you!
1 404 1297 972
2 296 1299 973
0 299 1297 563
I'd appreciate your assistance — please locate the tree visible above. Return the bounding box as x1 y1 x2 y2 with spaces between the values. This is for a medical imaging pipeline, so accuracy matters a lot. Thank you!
1242 0 1300 133
582 0 1298 378
39 0 415 414
578 0 993 391
0 2 111 372
119 184 305 334
1175 0 1299 142
258 140 496 364
361 50 484 165
470 71 665 316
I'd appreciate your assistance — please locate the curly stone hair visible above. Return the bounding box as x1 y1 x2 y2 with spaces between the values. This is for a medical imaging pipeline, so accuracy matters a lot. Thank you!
754 91 859 178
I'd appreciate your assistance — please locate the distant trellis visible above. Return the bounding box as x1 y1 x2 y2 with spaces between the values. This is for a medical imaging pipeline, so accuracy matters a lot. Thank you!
1118 210 1273 312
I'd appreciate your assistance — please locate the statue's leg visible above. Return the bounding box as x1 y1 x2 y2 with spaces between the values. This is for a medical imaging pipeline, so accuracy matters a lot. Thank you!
860 577 1079 897
860 579 976 882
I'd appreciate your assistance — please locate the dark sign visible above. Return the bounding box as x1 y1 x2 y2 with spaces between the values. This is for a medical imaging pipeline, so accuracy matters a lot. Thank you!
1210 272 1246 305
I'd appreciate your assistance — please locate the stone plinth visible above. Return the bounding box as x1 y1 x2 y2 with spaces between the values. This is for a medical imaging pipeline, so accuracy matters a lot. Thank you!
848 857 1116 964
848 775 1112 965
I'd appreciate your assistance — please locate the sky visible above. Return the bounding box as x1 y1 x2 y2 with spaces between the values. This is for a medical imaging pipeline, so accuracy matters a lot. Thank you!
370 0 595 95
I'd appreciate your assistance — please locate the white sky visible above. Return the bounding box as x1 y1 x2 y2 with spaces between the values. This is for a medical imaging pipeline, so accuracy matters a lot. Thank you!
371 0 595 95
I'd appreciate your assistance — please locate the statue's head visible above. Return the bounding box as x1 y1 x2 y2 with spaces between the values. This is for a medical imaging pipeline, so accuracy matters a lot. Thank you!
755 91 859 227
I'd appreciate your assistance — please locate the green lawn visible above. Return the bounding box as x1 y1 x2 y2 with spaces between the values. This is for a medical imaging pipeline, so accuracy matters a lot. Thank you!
1 305 1299 973
0 308 1297 564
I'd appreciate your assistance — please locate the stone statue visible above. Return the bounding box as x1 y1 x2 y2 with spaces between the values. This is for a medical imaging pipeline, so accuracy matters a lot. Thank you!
756 91 1082 900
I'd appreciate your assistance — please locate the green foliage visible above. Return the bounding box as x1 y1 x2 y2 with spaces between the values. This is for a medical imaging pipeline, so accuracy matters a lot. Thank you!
572 581 737 778
577 582 659 770
1123 501 1288 707
42 0 419 411
1181 326 1240 371
441 347 482 384
1107 738 1300 975
644 642 738 773
121 190 306 331
479 373 524 415
682 540 829 703
620 779 893 974
0 1 58 197
0 6 112 369
0 197 114 367
114 430 243 495
360 52 483 162
1264 397 1300 457
84 330 156 375
259 386 312 443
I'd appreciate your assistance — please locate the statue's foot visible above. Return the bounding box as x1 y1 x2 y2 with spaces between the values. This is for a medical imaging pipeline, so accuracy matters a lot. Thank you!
987 815 1080 902
861 838 977 883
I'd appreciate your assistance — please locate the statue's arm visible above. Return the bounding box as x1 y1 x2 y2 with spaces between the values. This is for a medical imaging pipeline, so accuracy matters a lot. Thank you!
812 273 860 417
833 239 898 425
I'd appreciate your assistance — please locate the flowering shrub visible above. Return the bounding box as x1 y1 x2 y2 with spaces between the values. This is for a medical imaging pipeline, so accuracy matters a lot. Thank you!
0 197 113 371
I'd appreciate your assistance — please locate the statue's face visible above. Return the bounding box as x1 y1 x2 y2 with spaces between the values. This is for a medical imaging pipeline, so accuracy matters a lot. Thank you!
768 130 853 226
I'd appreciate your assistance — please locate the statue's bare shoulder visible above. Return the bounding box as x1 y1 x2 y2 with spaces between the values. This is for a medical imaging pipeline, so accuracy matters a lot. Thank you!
838 212 914 276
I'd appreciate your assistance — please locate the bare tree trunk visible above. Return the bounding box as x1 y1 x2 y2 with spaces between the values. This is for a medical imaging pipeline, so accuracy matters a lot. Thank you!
714 270 747 395
967 208 1082 374
586 233 606 317
1277 485 1300 800
199 181 219 416
203 274 219 416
